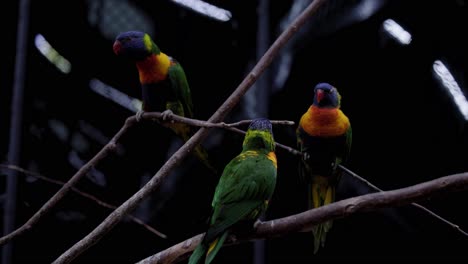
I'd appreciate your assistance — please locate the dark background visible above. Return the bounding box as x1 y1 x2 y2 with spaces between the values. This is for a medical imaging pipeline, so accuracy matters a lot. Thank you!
1 0 468 263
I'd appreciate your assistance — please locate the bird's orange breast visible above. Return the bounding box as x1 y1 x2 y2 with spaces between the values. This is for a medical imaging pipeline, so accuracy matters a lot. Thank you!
300 106 350 137
136 52 171 84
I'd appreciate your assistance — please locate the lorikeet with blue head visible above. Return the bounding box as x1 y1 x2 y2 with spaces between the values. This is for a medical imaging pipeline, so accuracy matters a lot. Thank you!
296 82 352 253
113 30 217 173
188 118 278 264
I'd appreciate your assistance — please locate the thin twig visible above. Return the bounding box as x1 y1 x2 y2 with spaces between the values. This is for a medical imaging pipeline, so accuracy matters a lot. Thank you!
140 112 295 128
0 108 294 242
52 1 329 263
339 165 468 237
0 109 294 246
0 164 166 239
207 120 468 238
144 112 299 155
221 119 294 128
217 125 301 156
136 172 468 264
212 113 468 238
0 117 138 247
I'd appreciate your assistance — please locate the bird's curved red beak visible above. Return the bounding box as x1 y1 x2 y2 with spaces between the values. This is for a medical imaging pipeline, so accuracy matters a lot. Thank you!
113 41 121 55
316 89 325 103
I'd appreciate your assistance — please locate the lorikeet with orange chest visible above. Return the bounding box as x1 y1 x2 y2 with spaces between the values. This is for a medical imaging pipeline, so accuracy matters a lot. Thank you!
188 118 277 264
113 31 217 173
296 82 352 253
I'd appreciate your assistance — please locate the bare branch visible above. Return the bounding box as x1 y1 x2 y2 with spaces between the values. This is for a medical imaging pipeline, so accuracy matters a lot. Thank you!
0 117 137 247
137 234 204 264
214 125 301 156
254 140 468 237
137 172 468 264
0 105 292 241
146 111 299 154
140 112 295 128
0 164 166 239
52 1 329 263
339 165 468 237
0 108 293 246
221 119 295 128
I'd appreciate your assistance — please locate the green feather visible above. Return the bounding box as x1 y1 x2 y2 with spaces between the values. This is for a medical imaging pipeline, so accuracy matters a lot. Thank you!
188 119 277 264
114 31 217 173
167 62 193 118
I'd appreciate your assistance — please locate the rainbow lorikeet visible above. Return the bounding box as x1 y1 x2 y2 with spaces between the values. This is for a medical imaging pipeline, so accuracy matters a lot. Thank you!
296 82 352 253
113 31 216 173
188 118 278 264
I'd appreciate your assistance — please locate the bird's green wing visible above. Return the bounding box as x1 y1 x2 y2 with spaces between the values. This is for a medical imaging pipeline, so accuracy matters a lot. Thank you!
168 61 194 118
205 153 276 241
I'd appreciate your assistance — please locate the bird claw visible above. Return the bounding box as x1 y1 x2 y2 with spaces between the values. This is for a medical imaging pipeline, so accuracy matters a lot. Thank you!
135 110 145 122
303 153 310 161
161 109 174 121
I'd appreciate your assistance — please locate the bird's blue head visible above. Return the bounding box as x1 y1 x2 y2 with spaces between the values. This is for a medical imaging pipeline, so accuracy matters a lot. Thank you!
113 31 160 61
312 82 341 108
243 118 275 152
248 118 273 134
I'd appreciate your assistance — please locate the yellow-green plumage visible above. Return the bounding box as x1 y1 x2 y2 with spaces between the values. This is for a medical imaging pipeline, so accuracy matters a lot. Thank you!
189 118 277 264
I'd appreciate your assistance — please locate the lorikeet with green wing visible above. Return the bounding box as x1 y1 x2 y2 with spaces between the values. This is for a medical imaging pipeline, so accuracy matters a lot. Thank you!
113 31 216 173
296 82 352 253
188 118 278 264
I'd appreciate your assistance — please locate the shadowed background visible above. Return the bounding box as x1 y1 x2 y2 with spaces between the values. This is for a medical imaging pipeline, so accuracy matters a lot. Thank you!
1 0 467 263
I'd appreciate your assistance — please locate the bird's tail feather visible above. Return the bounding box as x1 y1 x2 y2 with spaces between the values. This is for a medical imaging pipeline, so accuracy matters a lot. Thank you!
188 242 207 264
193 144 218 175
205 231 229 264
173 124 218 174
310 178 335 254
188 231 229 264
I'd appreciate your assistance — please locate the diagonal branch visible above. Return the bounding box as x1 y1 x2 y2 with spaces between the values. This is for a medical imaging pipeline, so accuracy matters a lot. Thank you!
205 121 468 238
136 172 468 264
52 0 330 263
0 117 138 247
0 109 294 247
0 164 167 239
338 165 468 237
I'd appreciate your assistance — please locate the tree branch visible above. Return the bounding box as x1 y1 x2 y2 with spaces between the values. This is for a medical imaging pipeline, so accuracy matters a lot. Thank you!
209 123 468 238
0 117 137 247
215 127 468 236
52 0 329 263
136 172 468 264
0 164 167 239
140 112 295 129
338 165 468 237
0 108 294 247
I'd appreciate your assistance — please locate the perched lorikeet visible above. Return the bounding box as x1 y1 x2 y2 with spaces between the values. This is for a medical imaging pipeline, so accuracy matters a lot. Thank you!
113 31 216 173
296 82 352 254
188 118 278 264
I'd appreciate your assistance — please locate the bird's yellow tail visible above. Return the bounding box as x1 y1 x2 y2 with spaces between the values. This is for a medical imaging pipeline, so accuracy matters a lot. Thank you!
310 176 335 254
172 123 218 174
193 143 218 174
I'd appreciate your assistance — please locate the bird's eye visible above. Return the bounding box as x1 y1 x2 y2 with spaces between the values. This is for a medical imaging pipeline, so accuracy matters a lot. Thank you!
121 36 132 42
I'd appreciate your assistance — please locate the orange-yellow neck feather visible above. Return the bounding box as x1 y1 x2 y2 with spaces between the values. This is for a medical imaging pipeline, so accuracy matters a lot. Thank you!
239 150 277 169
136 52 171 84
267 152 277 169
300 105 350 137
